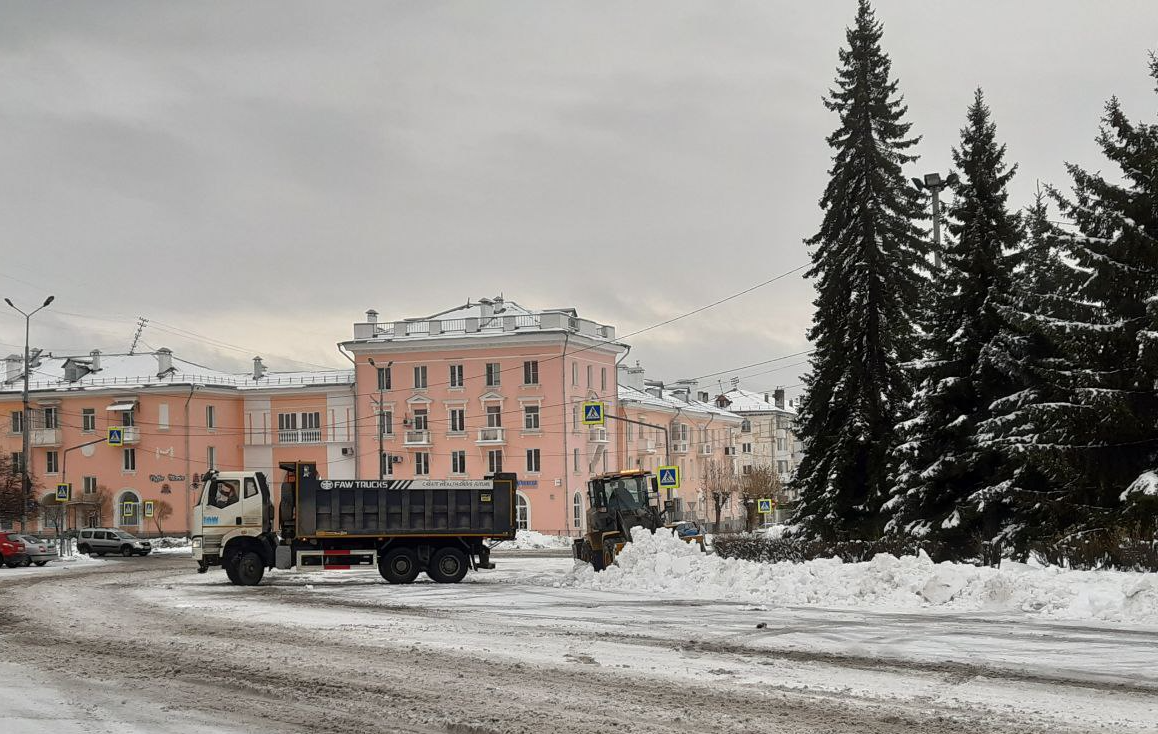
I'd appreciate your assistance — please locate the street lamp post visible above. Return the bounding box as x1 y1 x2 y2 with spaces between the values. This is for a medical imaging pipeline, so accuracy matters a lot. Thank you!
911 172 958 269
367 358 392 480
4 295 54 531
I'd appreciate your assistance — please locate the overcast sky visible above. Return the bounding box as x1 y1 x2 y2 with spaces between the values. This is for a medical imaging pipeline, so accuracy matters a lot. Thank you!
1 1 1155 398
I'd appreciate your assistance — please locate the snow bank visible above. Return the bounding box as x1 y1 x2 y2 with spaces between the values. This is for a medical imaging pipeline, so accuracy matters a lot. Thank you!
558 528 1158 625
498 530 573 550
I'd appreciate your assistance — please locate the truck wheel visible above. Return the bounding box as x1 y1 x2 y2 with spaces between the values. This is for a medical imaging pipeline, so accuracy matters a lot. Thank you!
426 547 468 584
378 548 419 584
235 551 265 586
224 561 241 584
590 545 605 572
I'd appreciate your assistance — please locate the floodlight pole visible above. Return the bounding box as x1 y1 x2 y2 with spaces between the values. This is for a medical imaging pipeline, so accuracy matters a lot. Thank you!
4 295 54 531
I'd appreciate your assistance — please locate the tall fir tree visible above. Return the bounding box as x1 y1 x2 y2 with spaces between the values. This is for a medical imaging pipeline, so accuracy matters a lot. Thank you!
994 55 1158 542
887 90 1024 551
792 0 928 541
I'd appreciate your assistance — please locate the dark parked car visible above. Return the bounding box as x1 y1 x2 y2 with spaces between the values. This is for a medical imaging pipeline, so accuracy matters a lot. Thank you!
0 532 30 568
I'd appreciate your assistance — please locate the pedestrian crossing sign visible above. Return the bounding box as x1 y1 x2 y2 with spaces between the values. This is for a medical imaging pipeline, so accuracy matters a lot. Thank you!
757 498 774 514
107 427 124 446
56 483 71 502
657 465 680 489
144 500 155 518
581 401 605 425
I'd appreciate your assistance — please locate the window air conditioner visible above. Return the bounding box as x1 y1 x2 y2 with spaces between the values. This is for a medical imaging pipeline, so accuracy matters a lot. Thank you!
391 455 404 464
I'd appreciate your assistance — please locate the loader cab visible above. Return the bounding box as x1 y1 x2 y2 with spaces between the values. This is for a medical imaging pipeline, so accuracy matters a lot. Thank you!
586 471 661 536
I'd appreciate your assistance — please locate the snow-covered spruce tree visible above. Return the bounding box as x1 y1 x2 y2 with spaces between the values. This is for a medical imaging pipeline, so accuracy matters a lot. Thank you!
1032 56 1158 538
886 90 1024 556
791 0 928 542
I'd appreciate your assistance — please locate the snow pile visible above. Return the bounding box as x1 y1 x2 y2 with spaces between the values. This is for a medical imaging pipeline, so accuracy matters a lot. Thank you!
559 528 1158 625
498 530 573 550
151 537 192 555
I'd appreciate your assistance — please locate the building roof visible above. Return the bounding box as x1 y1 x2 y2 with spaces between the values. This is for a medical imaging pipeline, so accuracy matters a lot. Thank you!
717 388 797 416
618 383 742 422
346 295 621 349
1 351 353 395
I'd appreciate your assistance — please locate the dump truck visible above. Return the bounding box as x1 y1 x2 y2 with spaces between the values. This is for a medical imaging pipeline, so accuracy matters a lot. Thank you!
192 461 517 586
572 468 692 570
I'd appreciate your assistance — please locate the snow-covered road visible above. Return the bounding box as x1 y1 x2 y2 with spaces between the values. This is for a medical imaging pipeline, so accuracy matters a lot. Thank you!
0 553 1154 733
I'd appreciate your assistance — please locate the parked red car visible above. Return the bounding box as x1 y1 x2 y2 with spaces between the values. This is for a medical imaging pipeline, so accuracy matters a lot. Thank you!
0 532 30 568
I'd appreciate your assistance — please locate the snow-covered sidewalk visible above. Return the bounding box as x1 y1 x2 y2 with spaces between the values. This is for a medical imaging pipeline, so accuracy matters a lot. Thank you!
558 528 1158 626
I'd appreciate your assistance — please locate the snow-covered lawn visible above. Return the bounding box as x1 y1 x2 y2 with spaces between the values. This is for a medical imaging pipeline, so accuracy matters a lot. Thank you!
560 528 1158 625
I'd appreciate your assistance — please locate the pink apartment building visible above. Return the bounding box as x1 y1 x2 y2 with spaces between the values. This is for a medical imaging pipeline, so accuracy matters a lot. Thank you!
0 349 354 536
341 296 626 536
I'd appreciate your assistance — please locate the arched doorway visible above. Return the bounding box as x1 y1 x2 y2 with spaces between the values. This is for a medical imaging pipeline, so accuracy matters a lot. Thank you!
515 491 530 531
116 490 141 530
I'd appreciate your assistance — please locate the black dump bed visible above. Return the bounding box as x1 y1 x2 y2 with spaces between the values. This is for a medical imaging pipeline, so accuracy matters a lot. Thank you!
284 465 517 539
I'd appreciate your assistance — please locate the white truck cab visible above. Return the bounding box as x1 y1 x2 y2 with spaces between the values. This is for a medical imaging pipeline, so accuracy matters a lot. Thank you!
191 470 273 573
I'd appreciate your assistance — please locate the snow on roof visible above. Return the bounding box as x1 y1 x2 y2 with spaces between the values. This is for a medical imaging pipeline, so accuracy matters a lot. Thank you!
618 383 742 422
1 352 352 395
718 388 797 415
427 297 539 322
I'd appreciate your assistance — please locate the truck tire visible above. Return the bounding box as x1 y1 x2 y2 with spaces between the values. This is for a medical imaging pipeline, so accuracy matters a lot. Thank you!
225 561 241 585
235 551 265 586
378 548 419 584
426 547 468 584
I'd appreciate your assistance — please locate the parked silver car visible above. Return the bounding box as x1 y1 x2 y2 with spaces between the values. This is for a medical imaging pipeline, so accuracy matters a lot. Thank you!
76 528 152 557
15 535 56 566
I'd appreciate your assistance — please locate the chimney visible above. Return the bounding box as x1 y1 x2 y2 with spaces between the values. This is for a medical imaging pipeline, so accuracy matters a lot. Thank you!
253 356 267 380
155 347 173 377
618 361 646 391
479 298 494 320
89 349 101 372
774 388 786 410
4 354 21 383
366 309 378 324
493 295 505 313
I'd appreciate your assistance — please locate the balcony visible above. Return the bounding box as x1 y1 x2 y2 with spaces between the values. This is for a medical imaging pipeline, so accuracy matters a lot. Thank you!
404 429 432 446
699 443 713 456
639 439 657 454
30 428 61 447
588 427 609 443
277 429 322 445
671 441 689 454
119 426 141 445
476 427 506 445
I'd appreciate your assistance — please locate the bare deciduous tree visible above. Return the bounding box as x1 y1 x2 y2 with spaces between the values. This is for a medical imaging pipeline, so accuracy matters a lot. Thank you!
738 464 784 531
152 499 173 536
0 453 41 530
700 458 738 532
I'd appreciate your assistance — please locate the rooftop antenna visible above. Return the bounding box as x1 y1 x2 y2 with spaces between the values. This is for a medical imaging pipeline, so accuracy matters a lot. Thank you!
129 316 149 355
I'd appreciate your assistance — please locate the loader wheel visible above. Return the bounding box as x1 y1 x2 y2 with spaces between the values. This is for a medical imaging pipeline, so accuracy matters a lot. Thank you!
378 548 420 584
426 547 468 584
234 551 265 586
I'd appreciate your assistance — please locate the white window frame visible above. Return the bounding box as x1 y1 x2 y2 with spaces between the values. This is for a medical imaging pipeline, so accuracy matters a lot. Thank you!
449 408 466 434
449 364 464 388
523 360 539 386
123 448 136 472
523 405 539 430
82 408 96 432
46 450 59 474
485 362 501 387
526 448 540 473
415 452 430 476
515 491 530 530
451 450 467 475
488 450 503 474
413 365 428 389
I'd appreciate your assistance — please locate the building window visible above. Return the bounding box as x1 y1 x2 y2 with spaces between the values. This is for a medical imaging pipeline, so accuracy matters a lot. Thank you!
121 410 135 427
157 404 169 431
515 492 529 530
83 476 97 495
601 367 607 391
117 492 140 527
742 443 752 454
207 446 217 470
742 465 753 475
571 362 578 386
380 453 394 476
413 365 427 389
572 404 579 430
452 450 467 474
206 405 216 429
415 452 430 476
10 411 22 433
485 362 501 387
777 437 787 452
449 408 465 434
377 366 392 390
449 364 463 388
43 407 58 429
82 408 96 432
10 452 23 474
46 451 59 474
523 405 539 430
741 419 751 433
302 411 321 440
413 409 428 431
488 450 503 474
523 360 539 385
586 364 592 387
573 448 580 473
526 448 540 473
602 452 608 472
777 460 789 474
625 423 632 441
486 405 502 428
572 492 583 529
379 411 393 436
123 448 136 472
